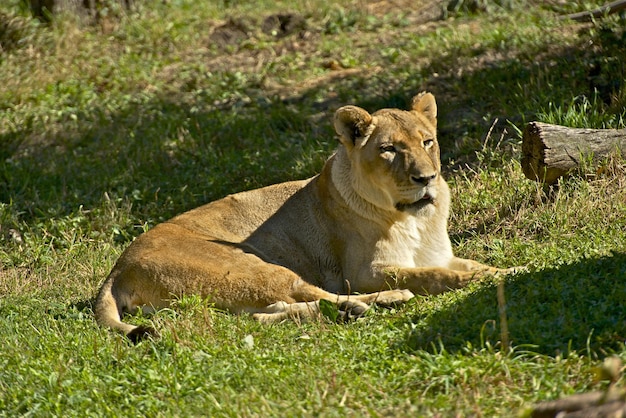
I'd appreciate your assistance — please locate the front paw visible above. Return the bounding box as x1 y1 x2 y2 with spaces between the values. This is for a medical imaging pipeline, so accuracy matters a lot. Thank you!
373 289 415 306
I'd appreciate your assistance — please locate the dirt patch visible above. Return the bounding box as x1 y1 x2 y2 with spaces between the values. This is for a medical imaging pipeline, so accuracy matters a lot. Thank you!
209 12 309 50
204 12 315 81
261 13 307 38
201 2 449 79
209 18 252 49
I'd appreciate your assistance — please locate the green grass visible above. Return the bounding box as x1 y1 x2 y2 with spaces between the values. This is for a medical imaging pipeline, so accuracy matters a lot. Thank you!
1 0 626 416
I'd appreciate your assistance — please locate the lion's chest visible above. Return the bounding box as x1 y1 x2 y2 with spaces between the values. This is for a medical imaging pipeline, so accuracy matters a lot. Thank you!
372 217 452 268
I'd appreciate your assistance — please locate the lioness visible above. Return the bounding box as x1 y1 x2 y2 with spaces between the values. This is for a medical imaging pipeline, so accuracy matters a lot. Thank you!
95 92 510 341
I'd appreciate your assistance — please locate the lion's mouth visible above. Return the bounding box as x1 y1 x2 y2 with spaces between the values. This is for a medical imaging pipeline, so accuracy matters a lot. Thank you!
395 193 433 211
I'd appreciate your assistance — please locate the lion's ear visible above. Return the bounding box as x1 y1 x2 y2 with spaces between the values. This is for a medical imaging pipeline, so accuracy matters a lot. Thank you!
334 105 373 147
411 92 437 126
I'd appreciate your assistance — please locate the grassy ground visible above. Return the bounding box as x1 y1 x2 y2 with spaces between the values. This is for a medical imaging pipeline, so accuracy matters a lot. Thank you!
1 0 625 416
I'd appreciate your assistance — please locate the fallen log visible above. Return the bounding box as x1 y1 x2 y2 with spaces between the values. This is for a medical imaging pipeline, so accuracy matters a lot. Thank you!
521 122 626 184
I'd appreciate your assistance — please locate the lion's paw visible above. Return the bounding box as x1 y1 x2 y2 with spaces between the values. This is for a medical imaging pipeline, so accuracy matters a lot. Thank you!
373 289 415 306
336 300 370 322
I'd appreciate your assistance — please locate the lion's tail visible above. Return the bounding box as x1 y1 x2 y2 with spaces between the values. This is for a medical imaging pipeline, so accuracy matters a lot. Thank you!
95 273 157 343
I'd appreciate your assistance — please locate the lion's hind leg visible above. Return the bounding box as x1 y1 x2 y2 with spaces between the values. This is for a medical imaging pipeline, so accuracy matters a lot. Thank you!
251 300 320 323
252 299 369 323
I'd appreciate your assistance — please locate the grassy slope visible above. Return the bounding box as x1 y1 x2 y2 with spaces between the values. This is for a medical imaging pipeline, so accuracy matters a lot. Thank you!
1 0 625 416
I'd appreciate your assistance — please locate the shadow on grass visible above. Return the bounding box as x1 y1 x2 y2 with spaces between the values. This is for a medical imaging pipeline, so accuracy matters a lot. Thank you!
400 251 626 357
0 96 337 230
0 12 623 239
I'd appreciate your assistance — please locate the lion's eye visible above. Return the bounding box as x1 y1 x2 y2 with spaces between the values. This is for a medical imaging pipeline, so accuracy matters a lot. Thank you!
380 144 396 153
423 139 434 148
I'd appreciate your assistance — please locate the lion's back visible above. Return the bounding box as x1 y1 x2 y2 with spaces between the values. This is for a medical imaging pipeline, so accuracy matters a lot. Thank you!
168 178 313 242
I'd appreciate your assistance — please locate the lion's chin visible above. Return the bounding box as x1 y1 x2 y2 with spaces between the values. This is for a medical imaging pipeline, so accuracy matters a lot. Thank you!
395 195 434 212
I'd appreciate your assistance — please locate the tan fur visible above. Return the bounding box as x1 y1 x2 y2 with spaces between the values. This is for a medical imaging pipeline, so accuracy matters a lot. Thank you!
95 93 512 338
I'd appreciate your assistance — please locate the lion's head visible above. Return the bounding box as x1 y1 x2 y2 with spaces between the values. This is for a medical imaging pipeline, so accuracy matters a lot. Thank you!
332 92 447 217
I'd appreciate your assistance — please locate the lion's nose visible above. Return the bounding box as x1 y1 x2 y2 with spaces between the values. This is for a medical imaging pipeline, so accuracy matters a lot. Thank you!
410 173 437 185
